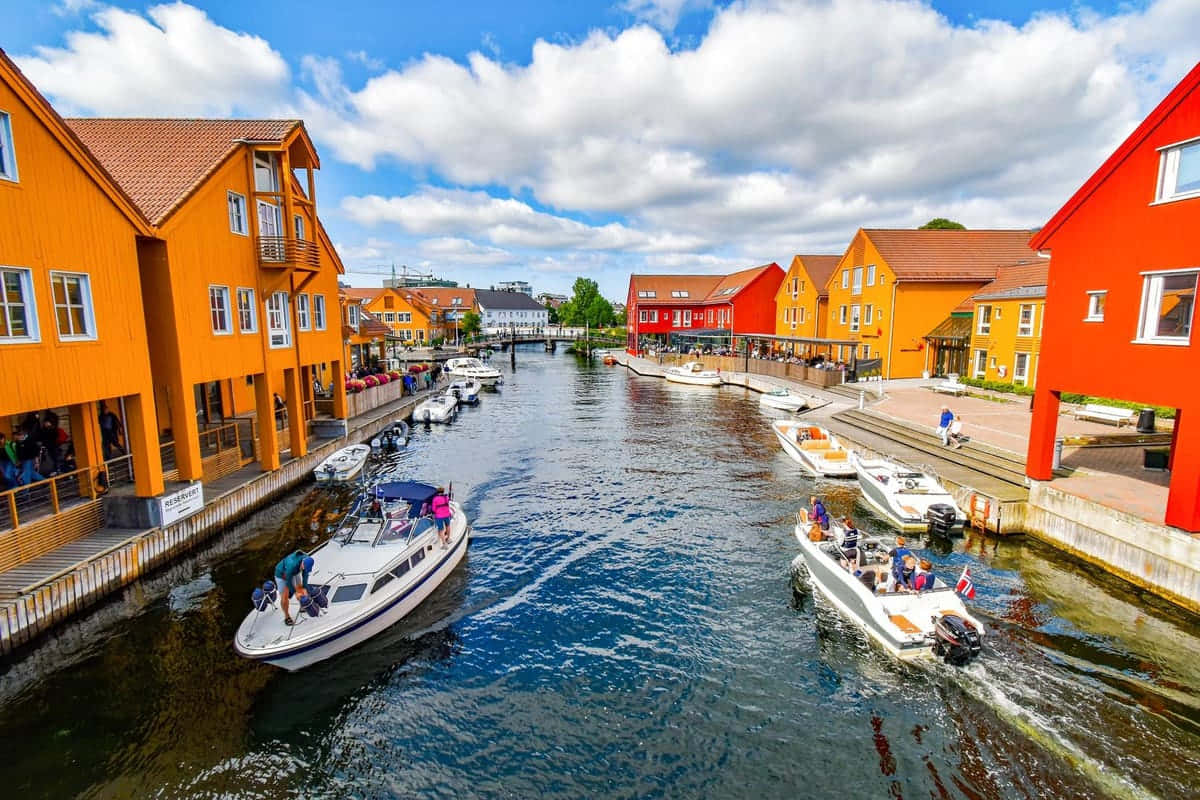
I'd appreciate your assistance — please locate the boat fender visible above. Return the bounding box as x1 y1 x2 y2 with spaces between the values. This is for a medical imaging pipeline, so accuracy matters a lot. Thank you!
252 588 270 611
299 594 320 618
371 438 381 449
309 585 329 608
262 581 278 604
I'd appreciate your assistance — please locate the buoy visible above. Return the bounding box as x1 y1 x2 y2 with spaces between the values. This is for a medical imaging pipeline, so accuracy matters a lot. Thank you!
262 581 278 603
252 588 269 611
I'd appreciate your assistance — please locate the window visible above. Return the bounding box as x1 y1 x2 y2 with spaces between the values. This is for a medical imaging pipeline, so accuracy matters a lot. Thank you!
1086 291 1106 321
798 307 805 324
267 291 291 347
209 285 232 334
293 214 305 240
973 349 987 378
879 275 886 285
383 296 394 309
331 583 367 603
852 267 863 295
1156 139 1200 202
383 312 395 323
47 272 96 340
226 192 247 235
850 304 860 332
839 305 847 325
1137 270 1197 343
0 267 37 341
671 290 690 298
398 312 412 323
236 288 257 333
411 547 426 566
314 294 326 330
791 277 798 297
683 310 692 327
976 305 992 335
841 270 849 289
867 265 876 286
0 112 17 182
400 329 412 340
452 297 462 305
865 304 873 324
876 308 884 323
1013 353 1031 385
348 304 361 328
650 310 658 322
799 280 805 293
639 310 648 323
637 290 656 298
1018 304 1035 336
371 574 394 595
297 294 311 331
253 151 279 193
862 344 870 358
707 309 713 324
673 310 681 326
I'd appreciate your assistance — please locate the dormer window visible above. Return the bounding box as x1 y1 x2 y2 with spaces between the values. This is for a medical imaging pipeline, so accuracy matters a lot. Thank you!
253 152 279 193
1156 137 1200 202
671 290 689 298
0 111 18 182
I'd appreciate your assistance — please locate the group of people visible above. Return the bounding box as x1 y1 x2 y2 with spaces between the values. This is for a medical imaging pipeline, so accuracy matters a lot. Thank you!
803 495 936 595
936 405 967 449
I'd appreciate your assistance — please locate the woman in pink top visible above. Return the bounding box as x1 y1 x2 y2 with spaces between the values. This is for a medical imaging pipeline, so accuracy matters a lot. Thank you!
431 486 452 548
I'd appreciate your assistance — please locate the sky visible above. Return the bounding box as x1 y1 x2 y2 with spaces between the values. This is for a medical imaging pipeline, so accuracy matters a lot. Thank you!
5 0 1198 301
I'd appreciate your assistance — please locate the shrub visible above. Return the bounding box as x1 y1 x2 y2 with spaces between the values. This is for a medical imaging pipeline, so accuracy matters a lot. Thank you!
1060 393 1175 419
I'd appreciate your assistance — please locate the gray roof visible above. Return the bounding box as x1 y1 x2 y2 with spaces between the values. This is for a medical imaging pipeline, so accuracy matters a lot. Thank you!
476 289 548 311
973 284 1047 301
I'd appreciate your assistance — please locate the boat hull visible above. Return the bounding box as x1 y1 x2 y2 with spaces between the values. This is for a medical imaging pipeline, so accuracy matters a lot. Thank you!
851 454 963 531
664 371 721 386
313 445 371 483
760 393 807 412
771 421 856 477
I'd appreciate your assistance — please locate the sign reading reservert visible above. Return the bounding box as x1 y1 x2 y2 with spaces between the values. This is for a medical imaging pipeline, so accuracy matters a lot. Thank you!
158 482 204 526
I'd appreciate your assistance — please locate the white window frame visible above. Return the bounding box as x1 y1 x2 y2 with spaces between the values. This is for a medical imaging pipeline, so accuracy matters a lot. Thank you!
48 271 97 341
650 310 658 322
1018 304 1035 337
1135 269 1197 345
798 307 805 324
236 287 257 333
976 305 992 335
0 267 39 343
673 309 681 326
639 310 648 323
973 349 987 378
1013 352 1031 385
227 191 247 235
866 264 876 286
1155 137 1200 203
1085 290 1106 322
839 305 847 325
707 309 713 324
348 303 361 329
313 294 326 330
849 304 860 333
683 310 692 327
293 213 306 241
852 267 863 295
862 344 870 358
209 285 232 335
267 291 291 347
841 270 849 289
297 293 311 331
253 151 279 193
865 304 873 325
0 111 19 183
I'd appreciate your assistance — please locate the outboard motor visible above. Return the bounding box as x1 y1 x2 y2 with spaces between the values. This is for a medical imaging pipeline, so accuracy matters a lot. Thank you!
925 503 959 538
932 613 982 666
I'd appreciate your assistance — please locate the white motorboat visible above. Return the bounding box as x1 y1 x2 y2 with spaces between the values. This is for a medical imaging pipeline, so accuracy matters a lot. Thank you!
664 361 721 387
313 444 371 483
850 452 965 532
371 420 410 452
771 420 856 477
414 393 458 423
793 516 985 664
445 357 503 385
759 387 811 412
234 481 469 671
447 378 481 405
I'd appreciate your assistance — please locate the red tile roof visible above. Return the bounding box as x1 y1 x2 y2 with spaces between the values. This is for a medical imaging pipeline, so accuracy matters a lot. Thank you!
862 229 1040 282
629 264 779 305
413 287 477 310
972 260 1049 300
342 288 384 302
794 255 840 296
65 118 301 225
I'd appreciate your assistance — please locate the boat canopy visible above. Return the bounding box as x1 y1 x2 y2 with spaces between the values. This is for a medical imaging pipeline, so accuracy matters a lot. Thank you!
374 481 438 516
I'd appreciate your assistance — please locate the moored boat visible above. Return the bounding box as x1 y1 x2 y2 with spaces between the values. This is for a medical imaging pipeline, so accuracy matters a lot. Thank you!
371 420 410 451
445 356 503 385
664 361 721 386
793 516 984 664
759 386 811 412
849 452 964 532
415 393 458 423
313 444 371 483
771 420 856 477
447 378 481 405
234 481 469 670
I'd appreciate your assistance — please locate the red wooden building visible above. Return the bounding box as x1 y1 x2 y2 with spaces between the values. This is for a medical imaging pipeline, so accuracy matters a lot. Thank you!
625 264 784 353
1028 61 1200 531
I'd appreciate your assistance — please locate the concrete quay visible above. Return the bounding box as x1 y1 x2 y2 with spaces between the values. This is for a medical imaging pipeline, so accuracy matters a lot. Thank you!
0 387 435 655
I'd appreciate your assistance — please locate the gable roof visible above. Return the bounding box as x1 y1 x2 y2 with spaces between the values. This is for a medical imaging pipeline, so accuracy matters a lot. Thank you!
65 117 303 225
1031 61 1200 250
862 229 1040 282
343 288 384 303
413 287 477 310
972 260 1049 301
358 310 391 337
0 49 151 234
791 255 840 296
476 289 548 311
629 264 780 306
706 263 780 300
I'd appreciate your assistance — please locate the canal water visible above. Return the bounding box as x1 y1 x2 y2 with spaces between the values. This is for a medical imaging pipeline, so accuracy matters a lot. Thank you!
1 350 1197 799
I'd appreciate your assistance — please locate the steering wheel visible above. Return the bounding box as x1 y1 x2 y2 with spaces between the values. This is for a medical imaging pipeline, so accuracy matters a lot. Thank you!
903 478 917 490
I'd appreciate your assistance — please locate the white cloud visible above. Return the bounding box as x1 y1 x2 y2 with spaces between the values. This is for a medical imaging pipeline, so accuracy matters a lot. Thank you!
53 0 99 16
345 49 384 71
418 237 514 265
620 0 712 31
17 2 290 116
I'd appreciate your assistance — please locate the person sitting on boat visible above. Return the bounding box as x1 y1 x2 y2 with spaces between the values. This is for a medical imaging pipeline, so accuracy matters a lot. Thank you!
274 551 314 626
366 498 383 519
809 496 830 531
432 487 453 548
897 555 919 591
840 518 860 563
912 559 936 592
887 537 913 587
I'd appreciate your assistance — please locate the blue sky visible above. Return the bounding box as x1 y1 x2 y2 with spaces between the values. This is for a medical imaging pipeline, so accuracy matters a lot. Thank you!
5 0 1195 300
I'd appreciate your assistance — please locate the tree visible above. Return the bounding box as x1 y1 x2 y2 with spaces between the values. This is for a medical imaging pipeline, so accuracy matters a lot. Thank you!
919 218 966 230
460 311 481 339
560 277 615 327
545 303 560 324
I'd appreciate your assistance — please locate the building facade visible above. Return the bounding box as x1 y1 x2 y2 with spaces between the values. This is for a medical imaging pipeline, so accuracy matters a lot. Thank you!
476 289 549 331
1028 62 1200 531
965 262 1048 386
496 280 533 296
774 255 838 354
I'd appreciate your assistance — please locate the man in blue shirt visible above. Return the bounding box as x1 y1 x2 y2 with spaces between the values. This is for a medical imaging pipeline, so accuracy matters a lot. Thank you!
937 406 954 446
274 551 314 626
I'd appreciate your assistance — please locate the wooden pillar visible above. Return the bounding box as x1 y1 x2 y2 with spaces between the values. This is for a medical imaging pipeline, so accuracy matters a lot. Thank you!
125 392 165 497
254 373 281 471
1165 408 1200 531
69 402 103 497
1026 387 1061 481
283 367 306 458
170 381 203 481
331 360 348 419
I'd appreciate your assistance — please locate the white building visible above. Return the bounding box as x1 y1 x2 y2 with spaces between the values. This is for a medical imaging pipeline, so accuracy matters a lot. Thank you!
496 280 533 296
477 289 549 331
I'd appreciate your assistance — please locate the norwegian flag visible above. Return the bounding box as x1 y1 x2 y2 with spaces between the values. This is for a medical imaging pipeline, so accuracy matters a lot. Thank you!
955 567 976 600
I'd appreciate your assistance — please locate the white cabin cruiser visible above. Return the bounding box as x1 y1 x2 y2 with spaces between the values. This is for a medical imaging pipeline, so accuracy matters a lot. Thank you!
759 387 811 412
771 421 856 477
371 420 409 452
664 361 721 387
793 516 984 664
415 393 458 423
447 378 481 405
313 444 371 484
235 481 470 671
850 453 964 532
445 357 503 385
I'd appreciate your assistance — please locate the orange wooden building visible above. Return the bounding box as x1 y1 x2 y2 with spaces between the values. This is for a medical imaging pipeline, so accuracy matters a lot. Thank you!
965 261 1049 386
773 255 839 353
68 118 349 480
1 50 165 542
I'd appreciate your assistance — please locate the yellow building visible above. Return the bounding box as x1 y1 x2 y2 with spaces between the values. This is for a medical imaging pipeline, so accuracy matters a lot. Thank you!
774 255 838 355
823 229 1039 378
413 287 477 344
344 287 442 345
966 262 1048 386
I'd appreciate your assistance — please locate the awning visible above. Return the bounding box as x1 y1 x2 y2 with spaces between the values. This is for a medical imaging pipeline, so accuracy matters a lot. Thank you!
924 315 973 343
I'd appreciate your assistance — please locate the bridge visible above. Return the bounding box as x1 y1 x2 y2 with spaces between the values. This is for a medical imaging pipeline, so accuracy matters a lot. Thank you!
463 331 625 355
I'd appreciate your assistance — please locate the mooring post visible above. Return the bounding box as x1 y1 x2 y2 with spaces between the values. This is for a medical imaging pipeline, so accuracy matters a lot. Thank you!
511 327 517 367
586 321 591 363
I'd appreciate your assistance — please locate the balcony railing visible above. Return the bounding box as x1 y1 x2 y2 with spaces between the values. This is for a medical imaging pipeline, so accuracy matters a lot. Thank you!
255 236 320 270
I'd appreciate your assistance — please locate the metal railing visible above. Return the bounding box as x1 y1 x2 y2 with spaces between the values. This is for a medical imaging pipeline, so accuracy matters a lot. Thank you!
255 236 320 270
1 464 106 533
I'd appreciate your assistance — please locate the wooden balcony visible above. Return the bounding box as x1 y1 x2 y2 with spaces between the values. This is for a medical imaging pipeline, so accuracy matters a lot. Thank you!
256 236 320 271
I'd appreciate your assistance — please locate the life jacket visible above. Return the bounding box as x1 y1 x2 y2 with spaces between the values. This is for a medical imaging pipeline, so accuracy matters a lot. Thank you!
842 527 859 549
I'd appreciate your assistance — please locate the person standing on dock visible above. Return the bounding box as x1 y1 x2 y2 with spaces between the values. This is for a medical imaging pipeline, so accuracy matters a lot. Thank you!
936 406 954 445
